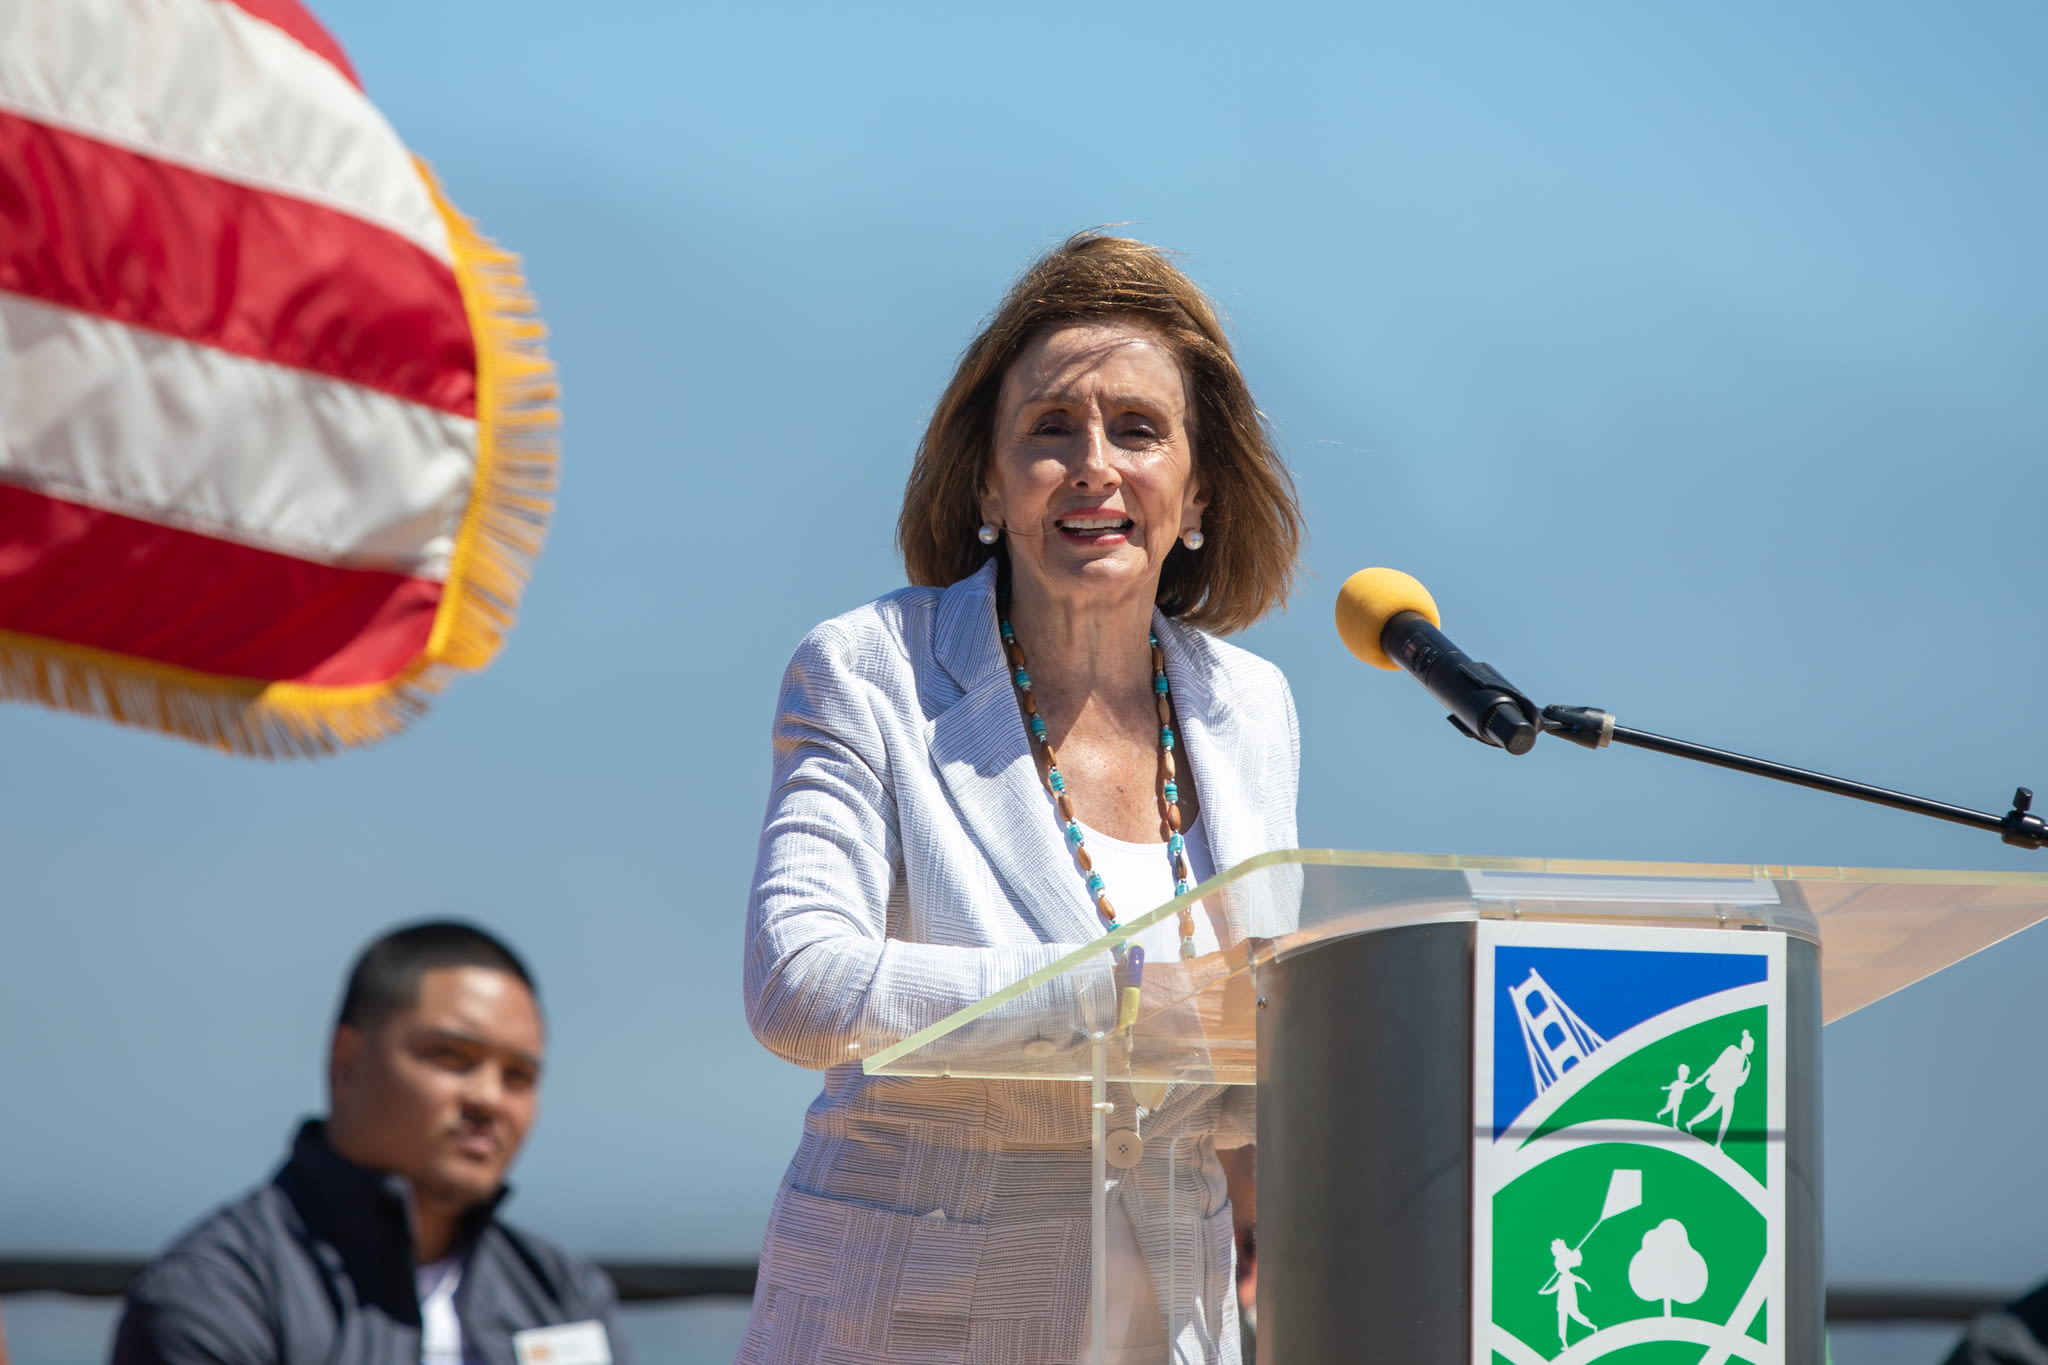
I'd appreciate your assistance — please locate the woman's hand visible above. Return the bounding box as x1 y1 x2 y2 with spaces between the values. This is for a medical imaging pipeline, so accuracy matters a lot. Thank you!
1126 942 1263 1046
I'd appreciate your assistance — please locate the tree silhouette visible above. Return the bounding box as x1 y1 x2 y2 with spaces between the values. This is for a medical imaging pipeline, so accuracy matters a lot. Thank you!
1628 1219 1708 1317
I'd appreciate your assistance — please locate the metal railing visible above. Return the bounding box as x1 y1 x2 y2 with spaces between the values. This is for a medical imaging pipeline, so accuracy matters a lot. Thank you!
0 1257 2015 1320
0 1258 755 1304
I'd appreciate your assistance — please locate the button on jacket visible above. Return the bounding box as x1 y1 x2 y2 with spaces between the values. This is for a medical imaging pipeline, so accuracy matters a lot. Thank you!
741 561 1301 1365
112 1121 628 1365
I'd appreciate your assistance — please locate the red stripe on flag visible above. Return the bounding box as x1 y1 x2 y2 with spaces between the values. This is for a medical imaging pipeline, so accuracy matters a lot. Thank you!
0 484 440 688
0 112 476 419
214 0 364 89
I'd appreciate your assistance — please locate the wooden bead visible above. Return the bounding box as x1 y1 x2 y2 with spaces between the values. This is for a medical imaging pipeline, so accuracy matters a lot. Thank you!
1075 847 1092 872
1152 647 1165 671
1022 692 1037 714
1167 805 1182 832
1057 793 1075 822
1160 750 1176 779
1042 745 1058 769
1096 895 1116 922
1156 697 1173 723
1007 643 1027 667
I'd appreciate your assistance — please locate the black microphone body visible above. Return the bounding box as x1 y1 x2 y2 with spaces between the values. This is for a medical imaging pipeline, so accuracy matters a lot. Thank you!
1380 611 1542 755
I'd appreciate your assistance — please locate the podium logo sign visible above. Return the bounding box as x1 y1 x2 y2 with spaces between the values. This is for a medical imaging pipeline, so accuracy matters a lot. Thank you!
1472 921 1786 1365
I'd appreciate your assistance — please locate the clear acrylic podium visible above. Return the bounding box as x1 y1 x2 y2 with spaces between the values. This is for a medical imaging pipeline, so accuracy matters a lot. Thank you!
859 849 2048 1365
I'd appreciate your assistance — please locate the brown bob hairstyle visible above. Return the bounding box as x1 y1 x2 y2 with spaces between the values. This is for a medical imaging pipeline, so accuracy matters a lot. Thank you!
896 233 1303 636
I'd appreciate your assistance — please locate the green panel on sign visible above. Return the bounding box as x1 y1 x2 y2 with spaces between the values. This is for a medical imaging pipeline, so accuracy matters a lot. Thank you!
1492 1143 1765 1357
1529 1008 1771 1187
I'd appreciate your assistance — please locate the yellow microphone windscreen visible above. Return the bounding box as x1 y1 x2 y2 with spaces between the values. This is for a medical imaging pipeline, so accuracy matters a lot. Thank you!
1335 568 1441 670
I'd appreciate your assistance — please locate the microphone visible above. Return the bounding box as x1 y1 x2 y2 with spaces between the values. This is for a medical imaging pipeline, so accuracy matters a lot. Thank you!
1332 570 2045 848
1335 568 1542 755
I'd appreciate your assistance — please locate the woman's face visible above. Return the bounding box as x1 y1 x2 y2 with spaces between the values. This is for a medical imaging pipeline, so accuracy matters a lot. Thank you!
982 320 1206 615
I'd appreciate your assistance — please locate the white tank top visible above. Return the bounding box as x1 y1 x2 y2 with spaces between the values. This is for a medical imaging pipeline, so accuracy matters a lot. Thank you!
1073 817 1220 959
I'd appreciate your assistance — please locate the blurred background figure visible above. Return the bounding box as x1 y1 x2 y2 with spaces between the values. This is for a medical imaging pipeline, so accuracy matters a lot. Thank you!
1945 1281 2048 1364
110 923 627 1365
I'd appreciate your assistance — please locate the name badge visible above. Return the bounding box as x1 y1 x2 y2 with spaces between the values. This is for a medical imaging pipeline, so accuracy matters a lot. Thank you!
512 1320 612 1365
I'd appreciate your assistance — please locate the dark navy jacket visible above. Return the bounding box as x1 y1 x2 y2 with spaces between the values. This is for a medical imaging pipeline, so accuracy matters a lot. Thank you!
111 1121 628 1365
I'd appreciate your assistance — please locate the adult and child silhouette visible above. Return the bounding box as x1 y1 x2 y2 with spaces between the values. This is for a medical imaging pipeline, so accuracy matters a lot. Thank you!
1656 1028 1755 1146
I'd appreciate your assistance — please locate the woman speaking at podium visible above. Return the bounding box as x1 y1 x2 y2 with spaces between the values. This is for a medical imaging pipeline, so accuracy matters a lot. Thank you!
740 235 1303 1365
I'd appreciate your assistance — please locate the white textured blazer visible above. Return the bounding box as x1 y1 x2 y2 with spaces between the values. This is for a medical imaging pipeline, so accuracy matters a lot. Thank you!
739 561 1300 1365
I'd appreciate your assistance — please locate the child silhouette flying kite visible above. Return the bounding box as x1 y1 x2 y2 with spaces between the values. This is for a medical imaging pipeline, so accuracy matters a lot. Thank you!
1541 1238 1598 1349
1537 1170 1639 1351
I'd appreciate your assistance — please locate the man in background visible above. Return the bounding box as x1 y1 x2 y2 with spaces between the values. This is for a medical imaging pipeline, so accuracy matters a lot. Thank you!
1947 1282 2048 1364
113 922 626 1364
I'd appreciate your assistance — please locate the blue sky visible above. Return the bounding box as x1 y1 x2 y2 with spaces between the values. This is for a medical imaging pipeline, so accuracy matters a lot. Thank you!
3 0 2045 1297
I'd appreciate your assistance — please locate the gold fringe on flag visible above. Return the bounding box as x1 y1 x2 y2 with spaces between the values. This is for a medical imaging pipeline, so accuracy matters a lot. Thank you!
0 162 560 758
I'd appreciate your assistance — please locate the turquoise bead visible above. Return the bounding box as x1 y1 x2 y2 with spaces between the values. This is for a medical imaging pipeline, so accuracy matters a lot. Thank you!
1154 676 1170 695
1164 781 1178 803
1066 820 1083 845
1087 872 1105 895
1050 769 1066 792
1001 621 1015 643
1169 833 1185 856
1029 715 1047 740
1013 668 1030 689
1160 726 1175 749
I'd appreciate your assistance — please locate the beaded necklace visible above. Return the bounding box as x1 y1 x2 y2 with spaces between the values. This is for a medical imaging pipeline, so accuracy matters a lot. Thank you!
1000 617 1198 960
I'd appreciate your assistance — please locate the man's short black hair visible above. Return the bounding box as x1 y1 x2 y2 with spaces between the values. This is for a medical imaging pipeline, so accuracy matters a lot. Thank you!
336 921 538 1031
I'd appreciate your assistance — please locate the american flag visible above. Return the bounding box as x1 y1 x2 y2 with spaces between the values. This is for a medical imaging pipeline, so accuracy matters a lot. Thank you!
0 0 557 754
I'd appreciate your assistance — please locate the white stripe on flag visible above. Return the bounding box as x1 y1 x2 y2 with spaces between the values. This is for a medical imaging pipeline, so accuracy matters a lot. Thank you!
0 0 451 261
0 293 473 578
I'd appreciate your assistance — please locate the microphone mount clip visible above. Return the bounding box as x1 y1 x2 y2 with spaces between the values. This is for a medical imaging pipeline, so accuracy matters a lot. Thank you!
1539 704 1615 751
2002 788 2045 850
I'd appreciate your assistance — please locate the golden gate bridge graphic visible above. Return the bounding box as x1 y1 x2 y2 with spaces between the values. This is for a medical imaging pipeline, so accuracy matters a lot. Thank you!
1509 968 1607 1095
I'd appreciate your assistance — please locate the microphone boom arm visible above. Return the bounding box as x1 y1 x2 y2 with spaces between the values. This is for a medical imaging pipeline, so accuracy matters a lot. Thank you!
1540 704 2047 851
1342 567 2041 851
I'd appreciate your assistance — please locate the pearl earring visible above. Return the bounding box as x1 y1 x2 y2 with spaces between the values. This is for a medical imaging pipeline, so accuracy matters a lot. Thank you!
1182 529 1205 550
978 523 1000 546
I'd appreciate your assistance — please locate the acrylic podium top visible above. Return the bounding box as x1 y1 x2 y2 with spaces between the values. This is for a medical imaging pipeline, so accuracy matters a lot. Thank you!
858 849 2048 1086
